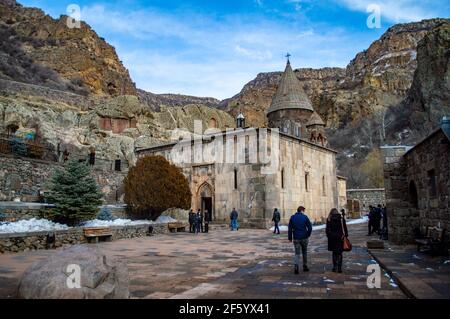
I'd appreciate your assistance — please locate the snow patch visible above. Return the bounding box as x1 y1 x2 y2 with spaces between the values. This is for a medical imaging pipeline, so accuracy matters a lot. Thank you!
82 215 177 227
0 218 70 233
269 217 367 232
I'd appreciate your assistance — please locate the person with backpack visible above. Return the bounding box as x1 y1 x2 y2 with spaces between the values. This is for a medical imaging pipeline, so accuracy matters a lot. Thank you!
288 206 312 274
326 208 349 273
272 208 281 234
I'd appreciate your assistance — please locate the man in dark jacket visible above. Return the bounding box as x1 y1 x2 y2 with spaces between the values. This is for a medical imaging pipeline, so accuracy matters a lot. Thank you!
230 208 238 231
288 206 312 274
188 209 195 233
195 209 201 234
272 208 281 234
367 205 374 235
373 205 382 235
380 205 388 240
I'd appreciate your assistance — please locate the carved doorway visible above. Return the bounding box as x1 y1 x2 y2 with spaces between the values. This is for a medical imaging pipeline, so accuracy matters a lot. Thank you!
198 182 214 221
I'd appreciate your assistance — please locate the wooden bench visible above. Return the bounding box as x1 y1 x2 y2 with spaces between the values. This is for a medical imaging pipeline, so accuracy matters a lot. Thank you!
168 222 186 233
415 226 448 256
83 227 113 243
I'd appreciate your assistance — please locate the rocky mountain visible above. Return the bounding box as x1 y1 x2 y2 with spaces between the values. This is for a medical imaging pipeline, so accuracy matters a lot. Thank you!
399 22 450 136
0 0 233 167
221 19 450 188
0 0 137 96
138 89 220 112
222 19 449 130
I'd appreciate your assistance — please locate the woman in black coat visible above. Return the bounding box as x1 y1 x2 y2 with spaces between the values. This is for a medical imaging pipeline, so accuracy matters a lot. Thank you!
326 208 348 273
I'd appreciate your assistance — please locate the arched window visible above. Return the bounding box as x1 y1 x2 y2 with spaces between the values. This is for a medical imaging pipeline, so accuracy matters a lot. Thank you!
281 169 285 189
234 168 238 190
209 118 217 129
409 180 418 208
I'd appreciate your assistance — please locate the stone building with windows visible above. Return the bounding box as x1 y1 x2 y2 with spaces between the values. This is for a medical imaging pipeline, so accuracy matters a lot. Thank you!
137 60 346 228
381 117 450 244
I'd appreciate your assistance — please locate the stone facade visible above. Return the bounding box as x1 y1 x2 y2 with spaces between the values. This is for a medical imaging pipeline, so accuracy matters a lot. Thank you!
346 189 386 213
138 129 340 228
381 128 450 244
0 223 169 254
0 155 126 203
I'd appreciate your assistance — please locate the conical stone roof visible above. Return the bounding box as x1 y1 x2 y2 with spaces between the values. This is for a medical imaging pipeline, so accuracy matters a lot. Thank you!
267 61 314 115
306 111 325 127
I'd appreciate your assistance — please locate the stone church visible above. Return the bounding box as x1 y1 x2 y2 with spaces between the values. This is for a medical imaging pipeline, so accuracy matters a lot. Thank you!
137 59 346 228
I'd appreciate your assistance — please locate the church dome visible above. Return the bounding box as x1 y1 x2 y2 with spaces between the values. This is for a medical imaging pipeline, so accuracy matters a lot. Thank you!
266 60 314 115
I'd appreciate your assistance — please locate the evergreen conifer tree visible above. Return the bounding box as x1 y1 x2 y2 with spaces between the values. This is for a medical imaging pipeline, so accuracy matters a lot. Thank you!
45 160 103 225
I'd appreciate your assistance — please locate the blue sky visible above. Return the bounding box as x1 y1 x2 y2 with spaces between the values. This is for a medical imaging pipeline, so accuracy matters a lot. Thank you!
20 0 450 99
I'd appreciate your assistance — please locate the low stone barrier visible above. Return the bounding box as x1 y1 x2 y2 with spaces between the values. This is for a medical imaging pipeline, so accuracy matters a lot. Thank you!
0 223 169 253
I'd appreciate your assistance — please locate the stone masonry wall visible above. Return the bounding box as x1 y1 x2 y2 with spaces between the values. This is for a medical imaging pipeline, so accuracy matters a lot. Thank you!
346 189 386 213
0 223 169 253
381 146 416 244
404 130 450 234
381 131 449 245
0 155 125 203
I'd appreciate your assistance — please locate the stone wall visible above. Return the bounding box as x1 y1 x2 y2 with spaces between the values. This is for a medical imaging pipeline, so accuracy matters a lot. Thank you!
0 203 127 222
346 189 386 213
0 155 126 203
381 130 450 244
139 129 339 227
0 223 169 253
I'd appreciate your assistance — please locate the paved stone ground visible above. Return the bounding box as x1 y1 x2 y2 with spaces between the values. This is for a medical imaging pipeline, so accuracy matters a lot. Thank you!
0 222 407 299
369 244 450 299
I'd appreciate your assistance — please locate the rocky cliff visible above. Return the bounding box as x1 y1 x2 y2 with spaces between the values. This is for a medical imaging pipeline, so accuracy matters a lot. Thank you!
222 19 450 130
138 89 220 112
0 0 137 96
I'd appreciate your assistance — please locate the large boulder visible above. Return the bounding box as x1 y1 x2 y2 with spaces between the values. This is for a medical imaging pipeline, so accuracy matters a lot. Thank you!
18 245 129 299
160 208 189 223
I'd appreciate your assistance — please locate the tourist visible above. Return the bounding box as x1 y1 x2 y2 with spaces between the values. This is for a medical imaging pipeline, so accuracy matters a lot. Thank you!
380 205 388 240
288 206 312 274
373 205 382 235
195 210 201 234
188 209 195 233
272 208 281 234
367 205 374 235
230 208 239 231
326 208 348 273
340 208 346 219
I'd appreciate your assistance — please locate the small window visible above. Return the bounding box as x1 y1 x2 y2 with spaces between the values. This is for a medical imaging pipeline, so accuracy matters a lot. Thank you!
305 172 309 192
322 176 326 196
209 118 217 128
234 168 238 190
281 169 285 189
428 170 437 198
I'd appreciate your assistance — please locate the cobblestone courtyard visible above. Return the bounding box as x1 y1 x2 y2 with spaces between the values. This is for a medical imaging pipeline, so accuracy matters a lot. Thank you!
0 222 415 299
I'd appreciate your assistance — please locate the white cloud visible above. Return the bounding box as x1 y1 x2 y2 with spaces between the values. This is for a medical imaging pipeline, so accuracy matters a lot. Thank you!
78 4 374 99
337 0 445 23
